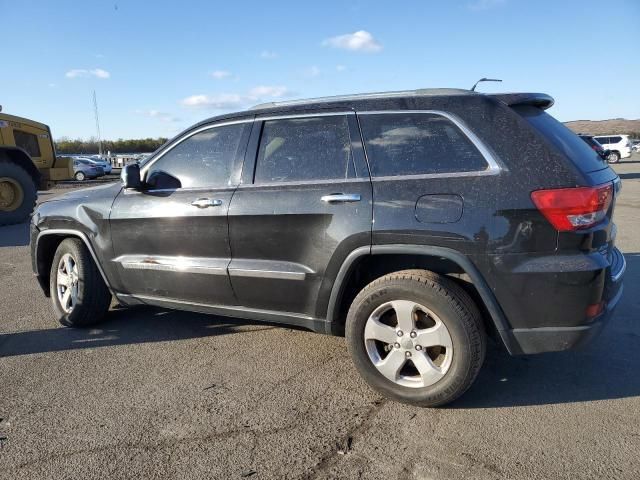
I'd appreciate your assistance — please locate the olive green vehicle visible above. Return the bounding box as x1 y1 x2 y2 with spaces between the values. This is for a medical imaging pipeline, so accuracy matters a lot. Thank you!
0 106 74 225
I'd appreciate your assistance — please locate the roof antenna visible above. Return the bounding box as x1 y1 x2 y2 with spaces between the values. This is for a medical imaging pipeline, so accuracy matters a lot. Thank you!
470 78 502 91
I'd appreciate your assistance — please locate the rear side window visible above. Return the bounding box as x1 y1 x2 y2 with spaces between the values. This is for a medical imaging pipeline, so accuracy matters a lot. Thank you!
254 115 354 183
514 106 607 173
14 130 42 157
594 136 609 145
358 113 487 177
610 136 622 144
147 123 246 188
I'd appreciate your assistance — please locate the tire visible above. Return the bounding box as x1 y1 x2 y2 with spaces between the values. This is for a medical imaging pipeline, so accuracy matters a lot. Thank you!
0 156 38 226
607 151 620 164
49 238 111 327
345 270 486 407
75 171 86 181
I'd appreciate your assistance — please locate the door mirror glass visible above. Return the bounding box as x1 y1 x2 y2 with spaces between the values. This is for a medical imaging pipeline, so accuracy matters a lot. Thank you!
121 163 142 189
146 169 182 190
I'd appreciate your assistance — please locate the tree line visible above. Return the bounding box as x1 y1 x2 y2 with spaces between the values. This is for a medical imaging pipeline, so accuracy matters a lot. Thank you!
55 137 168 154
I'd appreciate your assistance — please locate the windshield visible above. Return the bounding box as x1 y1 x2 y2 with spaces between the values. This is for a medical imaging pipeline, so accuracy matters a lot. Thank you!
514 105 608 173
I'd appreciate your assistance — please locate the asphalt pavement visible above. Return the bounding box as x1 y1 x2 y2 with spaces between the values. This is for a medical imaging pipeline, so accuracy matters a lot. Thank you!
1 155 639 479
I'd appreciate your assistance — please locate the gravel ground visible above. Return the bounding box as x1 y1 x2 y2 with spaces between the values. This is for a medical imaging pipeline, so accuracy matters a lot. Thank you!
1 154 639 479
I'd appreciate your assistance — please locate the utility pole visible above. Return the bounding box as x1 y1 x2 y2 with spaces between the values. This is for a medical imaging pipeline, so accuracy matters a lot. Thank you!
93 90 103 157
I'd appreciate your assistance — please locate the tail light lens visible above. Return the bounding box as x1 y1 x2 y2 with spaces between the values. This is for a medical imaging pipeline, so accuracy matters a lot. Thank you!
531 183 613 231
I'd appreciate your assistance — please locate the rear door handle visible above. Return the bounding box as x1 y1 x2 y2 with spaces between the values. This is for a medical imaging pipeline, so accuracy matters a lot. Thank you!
321 193 361 203
191 198 223 208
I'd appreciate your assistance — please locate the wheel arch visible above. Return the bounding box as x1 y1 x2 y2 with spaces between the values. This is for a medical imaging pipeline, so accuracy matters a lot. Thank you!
0 146 41 187
326 244 512 348
35 229 113 296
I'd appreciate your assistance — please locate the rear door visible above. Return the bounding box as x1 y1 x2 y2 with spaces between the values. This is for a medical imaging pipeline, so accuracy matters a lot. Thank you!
357 110 499 253
109 119 252 305
227 112 372 318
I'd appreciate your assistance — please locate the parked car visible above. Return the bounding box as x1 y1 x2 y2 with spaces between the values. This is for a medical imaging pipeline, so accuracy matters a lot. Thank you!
632 141 640 153
72 158 103 181
85 157 112 174
30 88 625 407
578 134 609 161
592 135 633 163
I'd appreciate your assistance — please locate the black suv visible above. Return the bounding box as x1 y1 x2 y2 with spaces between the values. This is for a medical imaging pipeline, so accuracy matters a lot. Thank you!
30 89 625 406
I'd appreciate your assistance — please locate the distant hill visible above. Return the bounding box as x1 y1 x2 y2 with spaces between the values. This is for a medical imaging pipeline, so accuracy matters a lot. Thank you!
564 119 640 138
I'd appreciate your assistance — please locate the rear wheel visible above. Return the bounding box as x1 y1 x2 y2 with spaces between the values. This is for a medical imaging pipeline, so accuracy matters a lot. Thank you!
0 157 38 226
50 238 111 327
607 151 620 164
346 270 486 407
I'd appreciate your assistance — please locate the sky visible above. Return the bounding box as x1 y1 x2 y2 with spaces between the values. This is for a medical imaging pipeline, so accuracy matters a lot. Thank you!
1 0 639 140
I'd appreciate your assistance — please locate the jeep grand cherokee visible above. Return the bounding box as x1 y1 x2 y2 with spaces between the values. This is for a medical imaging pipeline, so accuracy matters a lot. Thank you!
30 88 625 406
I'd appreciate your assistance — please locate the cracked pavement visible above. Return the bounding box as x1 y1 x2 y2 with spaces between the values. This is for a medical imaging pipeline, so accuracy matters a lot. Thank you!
1 156 640 479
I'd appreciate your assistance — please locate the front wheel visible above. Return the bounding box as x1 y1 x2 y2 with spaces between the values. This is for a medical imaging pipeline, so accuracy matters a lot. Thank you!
50 238 112 327
0 157 37 226
607 151 620 164
346 270 486 407
74 171 86 181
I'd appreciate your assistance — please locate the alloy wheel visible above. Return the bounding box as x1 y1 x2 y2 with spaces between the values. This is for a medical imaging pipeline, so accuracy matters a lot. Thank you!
364 300 454 388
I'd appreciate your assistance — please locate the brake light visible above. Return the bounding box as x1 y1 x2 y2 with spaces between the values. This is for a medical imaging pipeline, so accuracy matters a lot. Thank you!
530 183 613 231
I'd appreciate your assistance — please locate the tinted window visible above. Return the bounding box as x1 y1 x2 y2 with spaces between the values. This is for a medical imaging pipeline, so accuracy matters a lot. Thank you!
358 113 487 177
610 136 622 144
147 124 245 188
594 136 610 145
14 130 42 157
514 106 607 173
255 116 354 183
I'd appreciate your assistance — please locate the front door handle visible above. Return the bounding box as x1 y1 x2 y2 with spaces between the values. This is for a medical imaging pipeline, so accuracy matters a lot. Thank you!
321 193 361 203
191 198 223 208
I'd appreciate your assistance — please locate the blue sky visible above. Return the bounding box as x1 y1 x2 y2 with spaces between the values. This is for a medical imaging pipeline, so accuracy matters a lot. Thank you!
2 0 639 140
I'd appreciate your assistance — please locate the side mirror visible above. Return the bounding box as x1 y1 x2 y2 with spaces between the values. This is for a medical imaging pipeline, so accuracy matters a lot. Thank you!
121 163 142 189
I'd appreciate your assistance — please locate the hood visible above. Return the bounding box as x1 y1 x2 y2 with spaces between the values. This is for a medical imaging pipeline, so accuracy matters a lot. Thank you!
40 182 122 205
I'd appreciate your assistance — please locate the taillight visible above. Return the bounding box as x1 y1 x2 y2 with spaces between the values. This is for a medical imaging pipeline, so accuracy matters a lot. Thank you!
530 183 613 231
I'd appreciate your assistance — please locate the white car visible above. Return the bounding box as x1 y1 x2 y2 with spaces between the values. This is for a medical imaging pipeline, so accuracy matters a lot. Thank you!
592 135 633 163
75 156 112 174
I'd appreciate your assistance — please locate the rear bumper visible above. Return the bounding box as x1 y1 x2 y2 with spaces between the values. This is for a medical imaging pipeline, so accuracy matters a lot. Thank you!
499 247 626 355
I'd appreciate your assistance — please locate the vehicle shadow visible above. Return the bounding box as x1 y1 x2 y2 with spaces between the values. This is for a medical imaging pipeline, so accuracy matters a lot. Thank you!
453 252 640 408
0 306 280 358
618 172 640 180
0 222 29 247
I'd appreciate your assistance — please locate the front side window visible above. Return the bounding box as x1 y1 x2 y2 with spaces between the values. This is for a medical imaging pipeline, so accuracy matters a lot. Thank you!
595 137 610 145
146 123 246 188
254 115 354 183
358 113 488 177
14 130 42 157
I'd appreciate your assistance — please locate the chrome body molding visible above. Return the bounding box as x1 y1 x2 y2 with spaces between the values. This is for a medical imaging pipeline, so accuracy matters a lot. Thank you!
228 259 314 281
112 255 313 281
113 255 228 275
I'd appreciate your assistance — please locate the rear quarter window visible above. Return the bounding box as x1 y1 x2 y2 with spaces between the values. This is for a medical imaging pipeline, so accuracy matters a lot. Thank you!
358 112 488 177
513 106 608 173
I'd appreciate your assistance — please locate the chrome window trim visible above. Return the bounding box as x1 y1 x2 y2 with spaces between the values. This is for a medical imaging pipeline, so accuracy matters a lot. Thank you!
257 111 355 121
356 109 502 179
140 118 254 178
35 229 114 292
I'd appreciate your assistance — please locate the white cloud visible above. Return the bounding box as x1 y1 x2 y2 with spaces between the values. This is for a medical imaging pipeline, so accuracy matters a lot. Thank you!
260 50 278 59
304 66 321 78
65 68 111 79
210 70 232 79
468 0 506 10
48 83 57 88
336 65 347 72
181 85 291 110
322 30 382 53
248 85 289 98
135 109 180 123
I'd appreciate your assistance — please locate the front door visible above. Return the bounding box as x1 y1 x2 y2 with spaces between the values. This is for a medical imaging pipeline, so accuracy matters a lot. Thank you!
227 113 373 318
109 119 252 305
